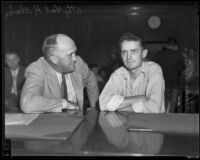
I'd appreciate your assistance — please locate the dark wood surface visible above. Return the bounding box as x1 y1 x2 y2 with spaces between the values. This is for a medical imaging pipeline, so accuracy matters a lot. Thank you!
5 109 199 157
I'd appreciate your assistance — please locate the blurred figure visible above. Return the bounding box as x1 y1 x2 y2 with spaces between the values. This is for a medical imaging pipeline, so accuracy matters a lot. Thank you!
107 52 123 78
153 38 185 112
90 64 107 93
90 64 104 83
182 48 199 113
182 48 199 83
5 51 25 112
99 67 107 82
153 38 185 89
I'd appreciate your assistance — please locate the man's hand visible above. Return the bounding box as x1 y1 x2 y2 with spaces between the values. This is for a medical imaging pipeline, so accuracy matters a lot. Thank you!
67 101 80 110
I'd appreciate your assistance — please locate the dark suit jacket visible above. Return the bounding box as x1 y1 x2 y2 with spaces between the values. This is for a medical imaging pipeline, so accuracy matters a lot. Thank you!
5 66 25 112
153 49 185 89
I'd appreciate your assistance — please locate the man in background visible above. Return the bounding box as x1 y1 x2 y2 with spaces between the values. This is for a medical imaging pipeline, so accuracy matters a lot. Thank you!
153 38 185 112
20 34 99 113
153 38 185 89
5 51 25 112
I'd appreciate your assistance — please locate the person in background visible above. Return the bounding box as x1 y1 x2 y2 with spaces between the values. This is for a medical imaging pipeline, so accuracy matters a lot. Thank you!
89 64 107 93
20 34 99 113
5 51 25 112
99 33 165 113
153 38 185 112
153 38 185 89
106 52 123 78
90 64 104 83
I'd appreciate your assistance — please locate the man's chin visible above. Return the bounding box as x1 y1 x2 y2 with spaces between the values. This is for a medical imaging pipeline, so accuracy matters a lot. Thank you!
124 65 136 71
68 67 75 73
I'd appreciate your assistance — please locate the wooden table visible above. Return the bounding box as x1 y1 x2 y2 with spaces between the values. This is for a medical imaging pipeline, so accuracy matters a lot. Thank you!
4 109 199 157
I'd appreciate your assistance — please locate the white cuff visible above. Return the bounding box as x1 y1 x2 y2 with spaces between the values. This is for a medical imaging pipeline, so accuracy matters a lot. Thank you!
132 101 144 113
62 99 68 109
106 95 124 111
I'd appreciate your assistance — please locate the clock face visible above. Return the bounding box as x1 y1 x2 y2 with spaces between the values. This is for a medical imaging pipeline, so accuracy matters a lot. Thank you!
148 16 161 29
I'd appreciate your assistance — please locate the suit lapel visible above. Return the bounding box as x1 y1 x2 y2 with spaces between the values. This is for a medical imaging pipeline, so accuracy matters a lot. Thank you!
6 69 13 92
70 73 83 109
16 66 24 87
43 59 61 98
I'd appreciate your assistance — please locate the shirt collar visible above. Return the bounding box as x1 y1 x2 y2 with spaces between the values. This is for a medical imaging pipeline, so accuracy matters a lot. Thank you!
120 61 147 80
54 70 70 80
10 67 19 75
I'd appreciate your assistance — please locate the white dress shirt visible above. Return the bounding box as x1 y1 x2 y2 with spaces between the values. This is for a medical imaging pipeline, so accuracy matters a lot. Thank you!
11 67 19 95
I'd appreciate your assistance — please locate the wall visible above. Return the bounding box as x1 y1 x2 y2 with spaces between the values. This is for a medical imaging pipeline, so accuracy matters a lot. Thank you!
3 2 199 67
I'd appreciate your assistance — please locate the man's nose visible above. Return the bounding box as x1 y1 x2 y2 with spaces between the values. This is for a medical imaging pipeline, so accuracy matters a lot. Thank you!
72 54 76 61
127 52 132 59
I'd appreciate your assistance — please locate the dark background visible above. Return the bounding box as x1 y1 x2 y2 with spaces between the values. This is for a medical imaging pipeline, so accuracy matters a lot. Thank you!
3 2 199 67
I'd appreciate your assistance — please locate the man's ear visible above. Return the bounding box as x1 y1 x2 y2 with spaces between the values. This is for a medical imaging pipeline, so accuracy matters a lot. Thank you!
142 49 148 59
49 55 58 64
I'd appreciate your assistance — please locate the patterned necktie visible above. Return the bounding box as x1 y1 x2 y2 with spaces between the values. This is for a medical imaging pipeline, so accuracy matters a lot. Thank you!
61 73 68 100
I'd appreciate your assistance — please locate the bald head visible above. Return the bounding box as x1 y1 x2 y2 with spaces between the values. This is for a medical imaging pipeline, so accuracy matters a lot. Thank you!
42 34 77 73
42 34 76 60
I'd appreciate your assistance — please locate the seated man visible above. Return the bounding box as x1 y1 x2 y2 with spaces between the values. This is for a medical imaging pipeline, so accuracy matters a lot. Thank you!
5 51 25 112
99 33 165 113
20 34 99 113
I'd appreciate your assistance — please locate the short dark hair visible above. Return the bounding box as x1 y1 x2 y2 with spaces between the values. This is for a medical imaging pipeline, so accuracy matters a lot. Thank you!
42 34 59 60
119 33 146 49
5 50 19 57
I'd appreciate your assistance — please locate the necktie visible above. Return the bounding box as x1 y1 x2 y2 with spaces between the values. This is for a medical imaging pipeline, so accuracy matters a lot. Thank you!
11 70 18 95
61 73 68 100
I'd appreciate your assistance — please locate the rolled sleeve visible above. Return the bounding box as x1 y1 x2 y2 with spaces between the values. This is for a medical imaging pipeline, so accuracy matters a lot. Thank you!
99 73 123 111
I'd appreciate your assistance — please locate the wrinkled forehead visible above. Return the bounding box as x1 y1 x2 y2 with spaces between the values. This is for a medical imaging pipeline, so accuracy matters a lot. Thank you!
121 40 141 50
56 35 77 52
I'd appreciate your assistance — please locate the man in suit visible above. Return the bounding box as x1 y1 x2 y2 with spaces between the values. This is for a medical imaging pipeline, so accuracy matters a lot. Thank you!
5 51 25 112
153 38 185 89
20 34 99 113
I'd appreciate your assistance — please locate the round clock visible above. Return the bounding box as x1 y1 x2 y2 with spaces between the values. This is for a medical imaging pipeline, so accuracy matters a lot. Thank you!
148 16 161 29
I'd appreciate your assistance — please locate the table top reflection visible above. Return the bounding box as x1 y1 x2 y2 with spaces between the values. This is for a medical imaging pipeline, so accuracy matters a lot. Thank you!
7 109 199 157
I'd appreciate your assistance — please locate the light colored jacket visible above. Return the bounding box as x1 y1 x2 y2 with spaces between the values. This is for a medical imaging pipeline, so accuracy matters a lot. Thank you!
20 56 99 113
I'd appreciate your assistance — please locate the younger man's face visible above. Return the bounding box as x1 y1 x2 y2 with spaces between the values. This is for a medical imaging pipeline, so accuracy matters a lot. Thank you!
5 53 20 70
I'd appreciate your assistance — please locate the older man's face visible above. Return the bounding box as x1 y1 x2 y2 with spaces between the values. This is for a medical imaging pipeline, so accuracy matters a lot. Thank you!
5 53 20 70
55 36 77 74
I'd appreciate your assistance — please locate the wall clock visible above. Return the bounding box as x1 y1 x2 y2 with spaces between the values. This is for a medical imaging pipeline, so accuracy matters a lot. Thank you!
148 15 161 29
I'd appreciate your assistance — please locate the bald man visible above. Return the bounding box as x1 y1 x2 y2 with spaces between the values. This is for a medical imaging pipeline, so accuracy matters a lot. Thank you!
20 34 99 113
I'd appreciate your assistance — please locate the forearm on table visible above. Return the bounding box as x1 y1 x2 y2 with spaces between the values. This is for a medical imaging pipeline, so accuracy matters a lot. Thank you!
117 95 149 110
20 94 63 113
